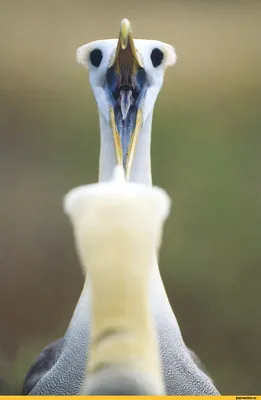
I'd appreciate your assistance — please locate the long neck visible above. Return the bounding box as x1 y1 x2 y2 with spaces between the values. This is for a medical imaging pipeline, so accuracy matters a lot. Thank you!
84 221 164 394
98 112 153 186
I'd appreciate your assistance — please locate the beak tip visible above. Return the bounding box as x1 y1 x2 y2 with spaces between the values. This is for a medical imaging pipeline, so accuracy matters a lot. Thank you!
120 18 132 49
120 18 131 30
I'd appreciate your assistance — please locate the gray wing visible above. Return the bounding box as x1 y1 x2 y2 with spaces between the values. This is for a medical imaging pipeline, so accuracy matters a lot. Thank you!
22 338 64 395
22 281 219 395
22 340 216 395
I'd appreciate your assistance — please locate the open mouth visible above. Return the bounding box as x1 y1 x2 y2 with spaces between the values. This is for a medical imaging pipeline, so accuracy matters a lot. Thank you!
103 19 148 179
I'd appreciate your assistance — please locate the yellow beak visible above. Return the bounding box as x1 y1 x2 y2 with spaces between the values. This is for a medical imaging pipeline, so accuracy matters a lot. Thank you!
112 18 142 72
109 18 143 180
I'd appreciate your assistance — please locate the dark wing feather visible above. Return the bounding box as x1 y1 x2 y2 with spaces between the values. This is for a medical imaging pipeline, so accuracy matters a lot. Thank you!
22 338 64 395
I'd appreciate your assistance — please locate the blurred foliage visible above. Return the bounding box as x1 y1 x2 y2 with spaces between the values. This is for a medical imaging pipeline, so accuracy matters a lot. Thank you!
0 0 261 394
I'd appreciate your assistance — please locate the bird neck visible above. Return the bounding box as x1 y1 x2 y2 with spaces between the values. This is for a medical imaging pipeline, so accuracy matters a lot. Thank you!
98 112 153 186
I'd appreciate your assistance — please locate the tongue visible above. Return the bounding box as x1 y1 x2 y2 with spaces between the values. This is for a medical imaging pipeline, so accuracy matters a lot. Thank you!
120 90 132 120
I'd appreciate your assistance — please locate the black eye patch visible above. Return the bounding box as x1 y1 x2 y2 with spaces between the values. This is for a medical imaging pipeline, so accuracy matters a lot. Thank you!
150 48 164 68
89 49 103 67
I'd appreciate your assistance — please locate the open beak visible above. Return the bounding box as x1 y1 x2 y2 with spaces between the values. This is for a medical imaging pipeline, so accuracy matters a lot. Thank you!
109 19 145 180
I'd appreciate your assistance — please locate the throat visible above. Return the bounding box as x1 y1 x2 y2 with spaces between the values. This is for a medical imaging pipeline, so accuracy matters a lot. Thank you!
98 111 153 185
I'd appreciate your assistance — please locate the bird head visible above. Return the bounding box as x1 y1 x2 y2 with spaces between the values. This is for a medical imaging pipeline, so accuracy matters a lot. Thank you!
77 19 176 180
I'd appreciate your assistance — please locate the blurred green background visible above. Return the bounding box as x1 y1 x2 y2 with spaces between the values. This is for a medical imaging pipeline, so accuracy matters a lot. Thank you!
0 0 261 394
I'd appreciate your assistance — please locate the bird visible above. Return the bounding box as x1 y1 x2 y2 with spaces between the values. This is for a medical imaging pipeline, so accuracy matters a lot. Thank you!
22 19 220 395
64 164 170 395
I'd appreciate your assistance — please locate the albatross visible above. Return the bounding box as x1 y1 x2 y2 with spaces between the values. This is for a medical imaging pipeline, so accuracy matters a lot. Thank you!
65 165 170 395
22 19 219 395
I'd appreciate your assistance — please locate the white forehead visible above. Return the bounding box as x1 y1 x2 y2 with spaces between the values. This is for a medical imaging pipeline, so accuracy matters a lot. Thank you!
76 38 176 72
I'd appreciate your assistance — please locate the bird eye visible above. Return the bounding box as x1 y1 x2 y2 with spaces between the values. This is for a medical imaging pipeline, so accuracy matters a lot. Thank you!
89 49 103 67
150 48 164 68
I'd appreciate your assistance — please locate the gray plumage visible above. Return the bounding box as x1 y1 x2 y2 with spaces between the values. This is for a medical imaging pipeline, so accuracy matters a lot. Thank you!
23 272 219 395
